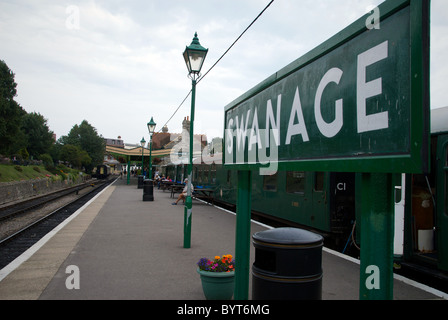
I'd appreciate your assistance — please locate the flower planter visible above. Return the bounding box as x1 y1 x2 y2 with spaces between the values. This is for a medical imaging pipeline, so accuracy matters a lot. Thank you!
197 269 235 300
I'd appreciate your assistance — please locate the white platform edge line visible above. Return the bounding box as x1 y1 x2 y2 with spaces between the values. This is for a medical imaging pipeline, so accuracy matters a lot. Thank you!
210 200 447 300
393 273 448 300
0 180 116 282
322 247 447 299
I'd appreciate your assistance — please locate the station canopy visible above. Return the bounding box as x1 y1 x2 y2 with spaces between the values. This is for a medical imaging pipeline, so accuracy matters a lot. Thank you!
106 145 171 162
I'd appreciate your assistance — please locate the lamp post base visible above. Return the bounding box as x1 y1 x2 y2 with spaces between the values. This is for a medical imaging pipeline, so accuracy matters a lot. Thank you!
143 179 154 202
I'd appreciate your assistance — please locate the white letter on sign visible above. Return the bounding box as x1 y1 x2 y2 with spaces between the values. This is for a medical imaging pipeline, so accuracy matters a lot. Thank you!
248 108 261 151
365 265 380 290
285 87 309 145
357 41 389 134
265 95 282 147
315 67 344 138
236 111 251 152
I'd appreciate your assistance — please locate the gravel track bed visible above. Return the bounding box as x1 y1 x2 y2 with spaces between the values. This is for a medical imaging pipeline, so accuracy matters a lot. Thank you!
0 185 95 241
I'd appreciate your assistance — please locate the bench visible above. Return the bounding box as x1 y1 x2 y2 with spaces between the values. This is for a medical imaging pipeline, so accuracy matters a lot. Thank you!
193 188 214 205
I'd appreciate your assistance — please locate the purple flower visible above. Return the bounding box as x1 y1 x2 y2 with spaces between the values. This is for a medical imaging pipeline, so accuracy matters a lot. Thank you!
197 255 236 272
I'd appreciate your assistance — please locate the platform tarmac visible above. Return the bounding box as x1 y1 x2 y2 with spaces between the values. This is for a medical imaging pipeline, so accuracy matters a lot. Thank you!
0 176 445 300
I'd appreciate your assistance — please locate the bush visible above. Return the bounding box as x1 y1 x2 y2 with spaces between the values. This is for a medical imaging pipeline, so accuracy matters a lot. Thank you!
14 165 23 172
39 153 54 170
19 148 29 161
33 166 41 173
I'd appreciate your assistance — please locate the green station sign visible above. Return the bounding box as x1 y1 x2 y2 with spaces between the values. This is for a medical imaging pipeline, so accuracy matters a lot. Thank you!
224 0 429 174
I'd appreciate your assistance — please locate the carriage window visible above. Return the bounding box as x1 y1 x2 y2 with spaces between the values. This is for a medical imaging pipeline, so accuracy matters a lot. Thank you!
445 174 448 215
286 171 305 194
263 173 278 192
315 172 324 192
446 147 448 166
198 168 203 184
202 168 209 185
445 147 448 215
211 164 216 184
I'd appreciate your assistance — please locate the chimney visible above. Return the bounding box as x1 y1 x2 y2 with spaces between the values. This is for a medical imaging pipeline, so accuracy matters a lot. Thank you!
182 116 190 132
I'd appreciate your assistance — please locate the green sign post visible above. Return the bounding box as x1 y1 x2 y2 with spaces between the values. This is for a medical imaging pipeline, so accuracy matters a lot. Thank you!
234 170 252 300
224 0 430 300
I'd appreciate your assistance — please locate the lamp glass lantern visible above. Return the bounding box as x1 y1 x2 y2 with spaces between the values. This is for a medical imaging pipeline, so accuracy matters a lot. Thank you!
147 117 156 135
183 32 208 77
140 137 146 147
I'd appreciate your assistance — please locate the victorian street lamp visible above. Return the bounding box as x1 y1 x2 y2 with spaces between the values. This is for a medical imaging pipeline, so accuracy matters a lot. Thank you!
140 137 146 176
147 117 156 179
137 137 146 190
183 32 208 79
182 32 208 249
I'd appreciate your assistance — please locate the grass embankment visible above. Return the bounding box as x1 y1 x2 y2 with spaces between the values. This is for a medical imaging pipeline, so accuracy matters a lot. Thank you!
0 164 81 183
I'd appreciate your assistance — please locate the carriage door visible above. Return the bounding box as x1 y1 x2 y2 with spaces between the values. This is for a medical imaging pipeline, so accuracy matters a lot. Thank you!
437 134 448 271
311 172 327 230
330 173 356 237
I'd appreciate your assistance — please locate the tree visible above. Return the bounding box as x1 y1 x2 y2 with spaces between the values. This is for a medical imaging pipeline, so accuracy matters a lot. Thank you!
39 153 54 169
0 60 27 156
60 144 91 169
0 59 17 100
21 112 54 159
59 120 104 172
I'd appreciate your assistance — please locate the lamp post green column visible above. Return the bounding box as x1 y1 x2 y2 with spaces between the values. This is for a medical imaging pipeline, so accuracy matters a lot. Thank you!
147 117 156 179
184 79 196 248
148 139 153 178
182 32 208 249
234 170 252 300
140 137 146 176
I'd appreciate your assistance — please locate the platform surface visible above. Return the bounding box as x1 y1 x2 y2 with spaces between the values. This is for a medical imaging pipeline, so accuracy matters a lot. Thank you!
0 177 445 300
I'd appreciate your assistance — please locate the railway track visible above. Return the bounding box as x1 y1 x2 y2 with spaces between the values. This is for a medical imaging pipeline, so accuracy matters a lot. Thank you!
0 180 105 221
0 178 115 270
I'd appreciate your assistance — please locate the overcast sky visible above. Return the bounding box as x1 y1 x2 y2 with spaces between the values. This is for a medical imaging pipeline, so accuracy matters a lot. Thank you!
1 0 447 145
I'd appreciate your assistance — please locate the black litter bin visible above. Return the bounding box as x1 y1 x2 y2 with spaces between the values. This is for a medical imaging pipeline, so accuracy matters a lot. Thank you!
143 179 154 201
137 175 144 189
252 227 323 300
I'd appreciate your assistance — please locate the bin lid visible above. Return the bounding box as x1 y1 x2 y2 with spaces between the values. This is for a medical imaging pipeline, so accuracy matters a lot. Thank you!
253 228 323 245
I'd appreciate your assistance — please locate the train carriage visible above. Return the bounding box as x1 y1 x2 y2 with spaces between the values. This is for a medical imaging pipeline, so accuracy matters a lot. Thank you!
94 164 111 179
395 106 448 273
163 107 448 279
167 161 356 247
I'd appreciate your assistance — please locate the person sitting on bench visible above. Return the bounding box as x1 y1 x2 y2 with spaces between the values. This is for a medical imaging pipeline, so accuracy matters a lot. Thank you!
172 179 194 205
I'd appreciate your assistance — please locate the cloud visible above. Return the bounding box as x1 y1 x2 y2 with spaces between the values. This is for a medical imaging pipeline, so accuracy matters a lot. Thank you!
0 0 445 145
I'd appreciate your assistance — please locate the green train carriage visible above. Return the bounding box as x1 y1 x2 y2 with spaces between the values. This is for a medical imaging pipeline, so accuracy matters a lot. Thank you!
166 107 448 277
392 106 448 273
188 162 356 246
